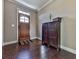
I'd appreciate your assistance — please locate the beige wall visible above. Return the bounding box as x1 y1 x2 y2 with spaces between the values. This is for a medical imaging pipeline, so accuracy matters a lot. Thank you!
38 0 76 50
3 0 37 43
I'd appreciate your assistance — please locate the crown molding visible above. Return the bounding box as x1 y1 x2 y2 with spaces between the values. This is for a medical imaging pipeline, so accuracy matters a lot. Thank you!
15 0 37 10
37 0 53 11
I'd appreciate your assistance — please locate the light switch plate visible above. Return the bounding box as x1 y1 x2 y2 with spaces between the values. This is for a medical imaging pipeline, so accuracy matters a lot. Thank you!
11 24 15 27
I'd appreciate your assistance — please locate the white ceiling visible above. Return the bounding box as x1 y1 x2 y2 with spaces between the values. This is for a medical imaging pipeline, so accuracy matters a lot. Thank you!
16 0 53 11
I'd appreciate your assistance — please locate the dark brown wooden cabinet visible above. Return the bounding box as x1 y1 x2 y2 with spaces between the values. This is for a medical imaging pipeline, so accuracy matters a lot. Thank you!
42 17 61 51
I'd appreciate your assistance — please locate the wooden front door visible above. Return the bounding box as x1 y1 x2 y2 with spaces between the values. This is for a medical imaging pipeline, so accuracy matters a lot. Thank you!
18 13 30 44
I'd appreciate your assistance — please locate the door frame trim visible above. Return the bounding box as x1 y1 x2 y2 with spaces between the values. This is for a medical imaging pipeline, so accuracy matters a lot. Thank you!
17 8 19 41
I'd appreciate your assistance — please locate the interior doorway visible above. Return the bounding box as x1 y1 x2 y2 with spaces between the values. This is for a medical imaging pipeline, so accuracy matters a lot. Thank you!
18 10 30 45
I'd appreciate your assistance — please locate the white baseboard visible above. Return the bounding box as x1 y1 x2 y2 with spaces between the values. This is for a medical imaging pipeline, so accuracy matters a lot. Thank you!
30 37 38 40
30 37 41 40
36 37 76 54
36 37 41 40
60 45 76 54
37 37 41 40
2 40 18 46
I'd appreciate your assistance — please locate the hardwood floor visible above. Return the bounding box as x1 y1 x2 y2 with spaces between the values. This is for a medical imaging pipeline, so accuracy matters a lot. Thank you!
3 39 76 59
